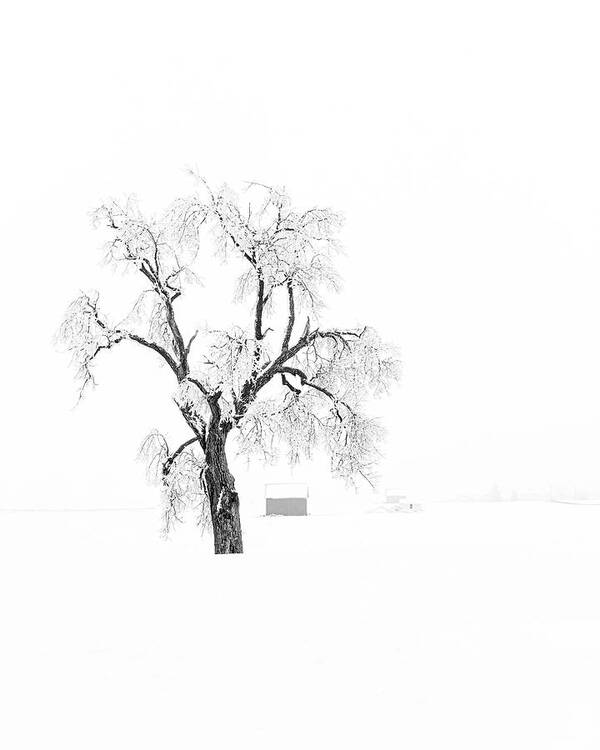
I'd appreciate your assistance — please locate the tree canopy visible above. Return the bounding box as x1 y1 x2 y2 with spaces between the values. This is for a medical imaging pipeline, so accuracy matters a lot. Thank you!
58 177 400 535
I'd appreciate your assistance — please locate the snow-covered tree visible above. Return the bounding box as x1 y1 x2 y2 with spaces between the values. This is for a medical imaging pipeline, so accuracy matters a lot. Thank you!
57 176 400 553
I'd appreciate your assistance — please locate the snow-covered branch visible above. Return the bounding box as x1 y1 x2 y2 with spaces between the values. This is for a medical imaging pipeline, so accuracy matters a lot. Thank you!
56 293 125 398
57 292 186 398
236 387 385 486
93 198 202 298
139 429 209 536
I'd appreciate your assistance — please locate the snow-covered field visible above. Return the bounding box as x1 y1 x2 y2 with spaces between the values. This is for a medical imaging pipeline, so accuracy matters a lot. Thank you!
2 500 600 749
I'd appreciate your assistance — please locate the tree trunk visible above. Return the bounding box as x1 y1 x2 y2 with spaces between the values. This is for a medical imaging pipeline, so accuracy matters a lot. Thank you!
204 429 243 554
211 487 243 554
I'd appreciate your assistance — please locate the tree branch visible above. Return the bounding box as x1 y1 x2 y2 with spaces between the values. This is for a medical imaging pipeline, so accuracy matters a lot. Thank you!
254 274 266 341
255 324 340 389
185 330 199 357
162 293 188 376
177 398 207 450
124 332 181 377
128 225 189 378
163 436 201 476
281 281 295 352
187 377 222 426
187 376 210 398
281 372 301 395
277 365 344 411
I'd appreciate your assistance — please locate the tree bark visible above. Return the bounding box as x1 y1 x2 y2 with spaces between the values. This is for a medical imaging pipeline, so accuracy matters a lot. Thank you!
204 428 243 554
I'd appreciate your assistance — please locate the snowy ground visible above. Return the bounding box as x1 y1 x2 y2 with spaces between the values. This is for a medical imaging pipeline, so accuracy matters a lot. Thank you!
2 500 600 749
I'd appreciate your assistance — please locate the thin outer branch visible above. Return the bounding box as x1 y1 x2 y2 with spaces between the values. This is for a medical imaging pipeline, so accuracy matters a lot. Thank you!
281 373 301 395
178 400 207 452
185 330 199 357
163 436 201 476
123 332 181 377
204 181 256 267
278 365 342 406
131 225 189 378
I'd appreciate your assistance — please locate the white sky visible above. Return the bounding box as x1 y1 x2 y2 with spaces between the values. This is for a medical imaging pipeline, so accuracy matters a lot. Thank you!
2 0 600 507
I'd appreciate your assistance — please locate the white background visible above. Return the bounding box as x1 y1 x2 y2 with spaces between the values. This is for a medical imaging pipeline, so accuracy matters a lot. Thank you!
2 0 600 507
3 5 600 749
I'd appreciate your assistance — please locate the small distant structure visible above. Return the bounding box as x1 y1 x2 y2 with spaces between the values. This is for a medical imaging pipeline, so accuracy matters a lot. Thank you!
265 483 309 516
384 488 422 512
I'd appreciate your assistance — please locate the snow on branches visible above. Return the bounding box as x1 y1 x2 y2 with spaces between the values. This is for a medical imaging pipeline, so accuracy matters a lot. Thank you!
93 197 202 297
235 325 399 484
174 178 344 315
237 380 388 487
56 292 124 397
199 326 271 399
59 175 400 535
139 430 208 536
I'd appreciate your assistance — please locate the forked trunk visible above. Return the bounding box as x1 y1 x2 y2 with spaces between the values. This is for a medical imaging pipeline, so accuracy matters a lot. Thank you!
204 429 243 554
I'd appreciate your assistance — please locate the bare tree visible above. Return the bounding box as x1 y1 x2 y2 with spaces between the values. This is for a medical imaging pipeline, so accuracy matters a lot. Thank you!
57 176 400 553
